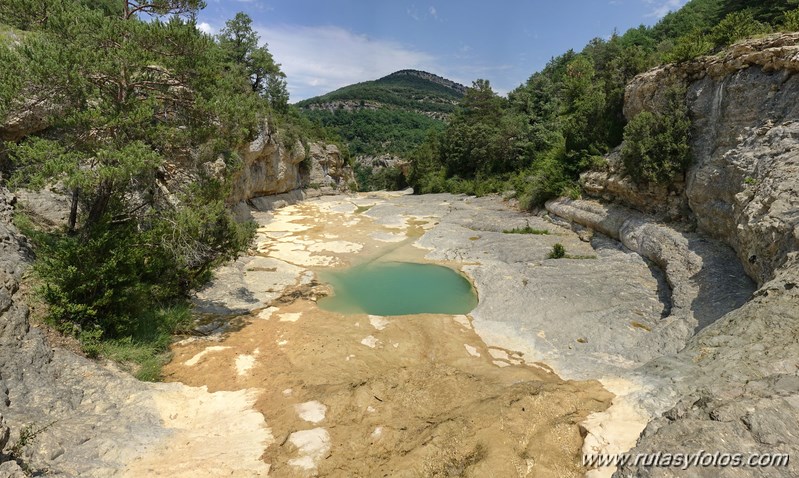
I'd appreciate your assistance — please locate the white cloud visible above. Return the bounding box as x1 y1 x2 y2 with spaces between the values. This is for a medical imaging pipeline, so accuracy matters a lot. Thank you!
645 0 688 18
407 6 420 21
197 22 214 35
256 25 440 101
429 6 437 19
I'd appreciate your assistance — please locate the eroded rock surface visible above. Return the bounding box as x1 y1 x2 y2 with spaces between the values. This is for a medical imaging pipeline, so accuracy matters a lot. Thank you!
0 187 272 476
306 143 354 193
555 34 799 478
586 34 799 286
177 193 722 476
229 121 355 211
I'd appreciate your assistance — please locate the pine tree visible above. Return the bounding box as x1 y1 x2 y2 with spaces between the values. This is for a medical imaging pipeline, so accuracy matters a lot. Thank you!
1 0 259 333
218 12 288 111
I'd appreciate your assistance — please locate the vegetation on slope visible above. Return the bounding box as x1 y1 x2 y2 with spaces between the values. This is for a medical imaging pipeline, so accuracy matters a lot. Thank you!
407 0 799 207
297 70 465 114
0 0 298 379
297 70 466 191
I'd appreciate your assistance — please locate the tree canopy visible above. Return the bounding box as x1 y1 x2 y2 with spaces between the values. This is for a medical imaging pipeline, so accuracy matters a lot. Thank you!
0 1 291 341
218 12 288 111
407 0 799 207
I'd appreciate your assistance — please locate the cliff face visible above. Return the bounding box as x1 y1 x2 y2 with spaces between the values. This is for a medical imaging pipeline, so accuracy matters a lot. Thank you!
587 33 799 286
306 142 354 192
228 121 354 210
561 34 799 477
228 122 307 205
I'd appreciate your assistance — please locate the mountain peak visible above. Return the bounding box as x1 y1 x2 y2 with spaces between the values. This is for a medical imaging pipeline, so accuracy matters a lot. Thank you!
295 70 465 115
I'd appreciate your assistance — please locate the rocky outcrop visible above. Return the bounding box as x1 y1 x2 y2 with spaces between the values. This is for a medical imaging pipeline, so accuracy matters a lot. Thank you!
0 94 60 142
228 121 354 212
306 142 355 192
354 153 410 187
581 149 689 221
228 121 307 205
0 185 161 474
0 185 272 476
0 30 66 141
355 154 408 173
616 257 799 477
585 33 799 286
12 187 72 229
623 33 799 120
552 34 799 477
546 198 754 333
685 72 799 286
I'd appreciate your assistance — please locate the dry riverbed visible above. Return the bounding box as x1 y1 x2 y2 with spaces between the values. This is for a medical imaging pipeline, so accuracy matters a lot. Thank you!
160 192 671 477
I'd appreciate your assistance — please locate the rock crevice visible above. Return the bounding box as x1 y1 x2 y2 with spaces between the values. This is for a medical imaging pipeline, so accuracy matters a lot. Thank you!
548 34 799 477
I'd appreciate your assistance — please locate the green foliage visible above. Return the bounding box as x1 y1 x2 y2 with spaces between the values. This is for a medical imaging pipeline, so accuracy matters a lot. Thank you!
621 86 691 184
0 40 22 120
549 243 566 259
407 0 789 207
782 7 799 31
439 80 526 178
297 70 464 114
92 304 192 380
217 12 288 111
354 163 407 192
0 0 262 377
711 10 771 47
503 225 549 235
297 70 464 191
304 107 444 158
662 29 714 63
651 0 726 40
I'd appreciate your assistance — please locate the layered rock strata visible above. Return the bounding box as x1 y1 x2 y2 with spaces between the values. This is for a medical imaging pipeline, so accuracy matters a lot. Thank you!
549 34 799 477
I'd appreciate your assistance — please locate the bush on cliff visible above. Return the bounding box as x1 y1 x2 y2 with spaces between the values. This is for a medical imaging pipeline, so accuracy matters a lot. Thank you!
621 86 691 184
662 29 714 63
711 10 772 47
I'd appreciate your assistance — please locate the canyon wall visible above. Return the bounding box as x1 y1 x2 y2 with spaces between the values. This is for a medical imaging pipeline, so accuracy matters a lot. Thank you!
228 120 355 214
585 33 799 286
551 33 799 477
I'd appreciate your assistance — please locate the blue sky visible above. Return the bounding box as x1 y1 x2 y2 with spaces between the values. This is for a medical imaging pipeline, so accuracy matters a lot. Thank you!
197 0 689 101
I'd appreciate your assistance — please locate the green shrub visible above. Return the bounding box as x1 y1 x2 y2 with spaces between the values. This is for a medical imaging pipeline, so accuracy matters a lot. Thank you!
514 149 573 210
662 30 713 63
621 86 691 184
782 8 799 31
549 243 566 259
35 224 159 337
711 10 770 47
503 226 549 235
444 176 476 195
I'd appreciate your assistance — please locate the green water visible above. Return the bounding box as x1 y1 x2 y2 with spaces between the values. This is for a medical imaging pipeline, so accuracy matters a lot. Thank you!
317 262 478 316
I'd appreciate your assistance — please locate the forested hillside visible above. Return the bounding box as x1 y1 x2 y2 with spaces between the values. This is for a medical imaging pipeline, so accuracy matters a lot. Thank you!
297 70 466 191
0 0 309 378
407 0 799 206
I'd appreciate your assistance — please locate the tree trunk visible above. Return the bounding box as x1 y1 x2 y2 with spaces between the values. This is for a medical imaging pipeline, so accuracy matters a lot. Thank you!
68 187 79 234
84 181 113 231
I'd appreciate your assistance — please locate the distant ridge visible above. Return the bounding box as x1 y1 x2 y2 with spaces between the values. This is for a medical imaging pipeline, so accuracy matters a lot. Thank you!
296 69 466 115
378 70 467 95
296 69 468 190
